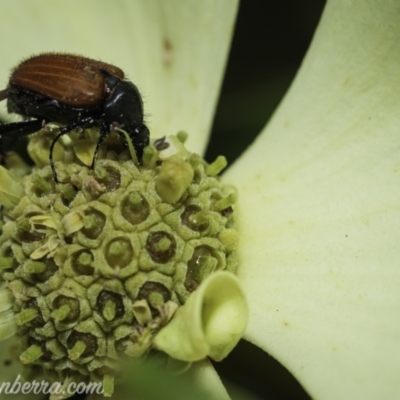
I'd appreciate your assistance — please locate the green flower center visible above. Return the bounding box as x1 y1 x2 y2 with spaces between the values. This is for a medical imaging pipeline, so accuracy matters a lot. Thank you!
0 131 238 395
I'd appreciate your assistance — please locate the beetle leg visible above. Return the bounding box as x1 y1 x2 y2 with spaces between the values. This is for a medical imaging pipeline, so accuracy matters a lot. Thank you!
90 122 108 169
49 125 75 184
0 119 44 138
130 124 150 162
49 116 97 183
0 119 44 161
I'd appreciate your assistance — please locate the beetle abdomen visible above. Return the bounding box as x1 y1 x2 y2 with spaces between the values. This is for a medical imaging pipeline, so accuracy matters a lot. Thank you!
10 53 125 108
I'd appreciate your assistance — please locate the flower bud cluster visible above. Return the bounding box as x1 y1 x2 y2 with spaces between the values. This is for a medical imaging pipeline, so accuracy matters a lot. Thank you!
0 132 238 393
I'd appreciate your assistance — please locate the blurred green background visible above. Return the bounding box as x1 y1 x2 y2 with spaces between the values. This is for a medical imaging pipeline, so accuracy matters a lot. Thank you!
208 1 325 399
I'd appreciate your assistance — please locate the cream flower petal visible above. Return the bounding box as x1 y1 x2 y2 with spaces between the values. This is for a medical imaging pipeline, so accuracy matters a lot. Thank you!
86 359 230 400
224 0 400 399
154 271 248 362
0 0 237 153
187 359 231 400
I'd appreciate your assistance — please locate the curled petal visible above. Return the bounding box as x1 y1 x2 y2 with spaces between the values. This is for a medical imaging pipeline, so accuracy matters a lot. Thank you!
154 271 248 362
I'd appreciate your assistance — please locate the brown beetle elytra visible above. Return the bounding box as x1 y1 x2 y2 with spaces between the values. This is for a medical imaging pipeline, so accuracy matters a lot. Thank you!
10 53 125 107
0 52 149 183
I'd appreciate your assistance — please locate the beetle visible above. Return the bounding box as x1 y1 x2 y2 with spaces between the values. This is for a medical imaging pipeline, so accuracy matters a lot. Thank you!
0 53 149 183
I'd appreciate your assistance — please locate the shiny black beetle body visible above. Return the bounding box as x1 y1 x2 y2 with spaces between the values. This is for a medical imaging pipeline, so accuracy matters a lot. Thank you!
0 53 149 183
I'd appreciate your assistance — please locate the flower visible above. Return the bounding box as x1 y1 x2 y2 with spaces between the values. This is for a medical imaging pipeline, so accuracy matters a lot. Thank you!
0 0 399 399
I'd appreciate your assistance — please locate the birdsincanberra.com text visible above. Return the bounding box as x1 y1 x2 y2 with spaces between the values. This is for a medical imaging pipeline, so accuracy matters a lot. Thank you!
0 375 103 396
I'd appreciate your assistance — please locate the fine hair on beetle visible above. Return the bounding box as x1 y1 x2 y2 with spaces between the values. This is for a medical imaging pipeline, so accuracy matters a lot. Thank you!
0 52 150 183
